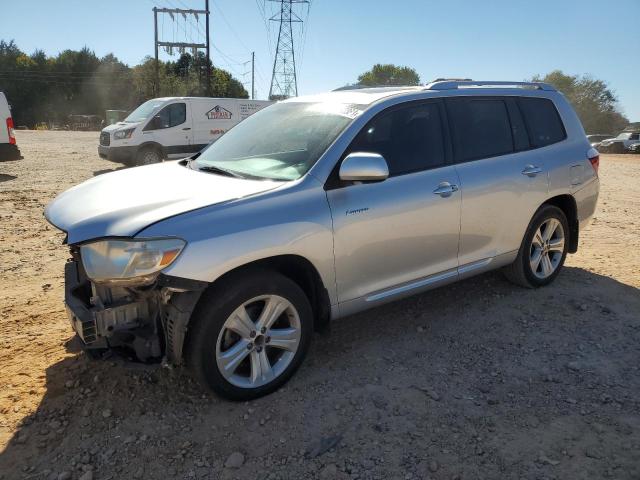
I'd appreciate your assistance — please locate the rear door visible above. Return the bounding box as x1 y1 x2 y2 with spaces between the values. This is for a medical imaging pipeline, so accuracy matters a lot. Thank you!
447 96 550 268
326 100 462 303
142 101 193 158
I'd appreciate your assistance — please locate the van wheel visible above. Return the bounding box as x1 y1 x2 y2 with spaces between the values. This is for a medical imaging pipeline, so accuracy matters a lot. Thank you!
136 146 163 165
503 205 569 288
186 270 313 400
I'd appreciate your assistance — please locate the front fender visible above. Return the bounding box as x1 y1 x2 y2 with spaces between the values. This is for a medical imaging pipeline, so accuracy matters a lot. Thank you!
136 178 337 305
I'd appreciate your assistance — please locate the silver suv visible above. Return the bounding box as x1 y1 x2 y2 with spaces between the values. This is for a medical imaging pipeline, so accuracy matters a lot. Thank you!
46 80 600 399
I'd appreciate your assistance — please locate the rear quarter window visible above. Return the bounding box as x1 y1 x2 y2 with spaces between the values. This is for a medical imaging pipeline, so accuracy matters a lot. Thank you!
518 97 566 148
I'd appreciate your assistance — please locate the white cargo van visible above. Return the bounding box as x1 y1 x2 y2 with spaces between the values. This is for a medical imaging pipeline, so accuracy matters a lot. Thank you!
0 92 22 161
98 97 272 165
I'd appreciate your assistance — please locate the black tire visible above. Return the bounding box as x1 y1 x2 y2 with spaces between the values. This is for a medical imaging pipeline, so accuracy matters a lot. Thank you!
186 269 313 400
135 146 163 166
503 204 569 288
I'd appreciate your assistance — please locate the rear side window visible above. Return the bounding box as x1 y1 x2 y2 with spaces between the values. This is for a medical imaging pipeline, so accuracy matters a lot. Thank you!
447 98 514 162
505 98 530 151
518 97 566 147
349 102 446 176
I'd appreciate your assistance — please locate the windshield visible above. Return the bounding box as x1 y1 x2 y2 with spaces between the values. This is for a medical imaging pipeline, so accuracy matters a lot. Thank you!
616 132 632 140
192 102 363 181
124 99 166 123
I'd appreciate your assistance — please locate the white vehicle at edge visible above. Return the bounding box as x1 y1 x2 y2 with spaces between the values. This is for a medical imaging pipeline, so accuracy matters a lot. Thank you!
98 97 272 166
0 92 22 161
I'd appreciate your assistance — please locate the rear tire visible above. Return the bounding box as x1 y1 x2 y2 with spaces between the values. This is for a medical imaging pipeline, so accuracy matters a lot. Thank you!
504 204 569 288
136 146 163 166
186 269 313 400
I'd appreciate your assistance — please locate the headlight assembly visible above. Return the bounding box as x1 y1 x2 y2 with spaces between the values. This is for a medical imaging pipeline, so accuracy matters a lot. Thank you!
80 238 186 284
113 128 135 140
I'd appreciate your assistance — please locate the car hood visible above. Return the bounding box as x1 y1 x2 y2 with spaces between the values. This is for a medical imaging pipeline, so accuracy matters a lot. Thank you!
102 121 141 133
45 161 283 244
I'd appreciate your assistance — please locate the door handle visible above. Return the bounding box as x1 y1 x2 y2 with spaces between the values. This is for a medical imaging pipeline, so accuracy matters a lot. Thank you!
182 127 191 131
433 182 459 197
522 164 542 177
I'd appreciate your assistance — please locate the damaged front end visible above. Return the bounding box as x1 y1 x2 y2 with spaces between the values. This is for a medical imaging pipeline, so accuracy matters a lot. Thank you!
65 246 206 363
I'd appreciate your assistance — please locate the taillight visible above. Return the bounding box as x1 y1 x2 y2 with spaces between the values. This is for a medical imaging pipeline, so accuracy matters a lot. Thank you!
587 147 599 175
6 117 16 145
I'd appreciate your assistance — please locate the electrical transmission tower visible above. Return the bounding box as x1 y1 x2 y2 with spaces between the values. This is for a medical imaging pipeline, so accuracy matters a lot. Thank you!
268 0 308 100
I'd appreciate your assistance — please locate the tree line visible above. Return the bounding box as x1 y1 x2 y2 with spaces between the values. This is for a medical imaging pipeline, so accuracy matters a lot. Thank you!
0 41 631 135
356 64 630 134
0 40 248 128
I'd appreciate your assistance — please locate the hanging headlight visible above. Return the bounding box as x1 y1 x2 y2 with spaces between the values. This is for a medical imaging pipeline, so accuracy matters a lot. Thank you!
80 238 186 285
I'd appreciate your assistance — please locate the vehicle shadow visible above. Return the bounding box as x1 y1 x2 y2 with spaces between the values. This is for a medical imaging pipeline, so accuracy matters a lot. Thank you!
0 174 17 183
1 266 639 479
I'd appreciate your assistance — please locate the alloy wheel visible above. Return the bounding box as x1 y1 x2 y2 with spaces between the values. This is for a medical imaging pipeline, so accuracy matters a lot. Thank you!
529 218 565 279
215 295 301 389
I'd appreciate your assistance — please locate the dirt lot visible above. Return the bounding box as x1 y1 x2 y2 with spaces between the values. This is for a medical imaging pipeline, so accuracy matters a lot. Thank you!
1 130 639 480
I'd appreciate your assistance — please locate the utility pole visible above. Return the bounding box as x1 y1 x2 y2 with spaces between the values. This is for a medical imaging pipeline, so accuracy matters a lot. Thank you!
205 0 211 96
251 51 255 100
154 7 159 96
152 4 210 95
268 0 308 100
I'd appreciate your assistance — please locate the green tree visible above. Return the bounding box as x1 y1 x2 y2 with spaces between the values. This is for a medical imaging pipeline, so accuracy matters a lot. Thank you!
357 63 421 86
0 40 249 127
532 70 628 134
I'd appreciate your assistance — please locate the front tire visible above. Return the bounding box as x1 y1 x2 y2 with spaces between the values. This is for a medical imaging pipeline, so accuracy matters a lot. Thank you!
186 270 313 400
136 146 163 166
504 205 569 288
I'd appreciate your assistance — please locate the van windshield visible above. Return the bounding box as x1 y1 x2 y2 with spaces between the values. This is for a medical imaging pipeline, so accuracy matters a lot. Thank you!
124 99 166 123
192 102 363 181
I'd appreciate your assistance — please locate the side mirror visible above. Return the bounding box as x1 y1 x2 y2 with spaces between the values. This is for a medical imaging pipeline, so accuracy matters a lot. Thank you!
339 152 389 182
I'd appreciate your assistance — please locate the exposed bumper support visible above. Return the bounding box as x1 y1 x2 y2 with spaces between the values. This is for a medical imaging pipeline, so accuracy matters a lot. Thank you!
64 259 206 362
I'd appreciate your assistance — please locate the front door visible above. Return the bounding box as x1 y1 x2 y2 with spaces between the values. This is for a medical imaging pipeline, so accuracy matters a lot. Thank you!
142 101 192 158
326 100 461 303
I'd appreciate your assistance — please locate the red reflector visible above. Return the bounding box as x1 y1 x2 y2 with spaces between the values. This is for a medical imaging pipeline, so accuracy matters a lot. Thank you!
589 154 599 175
586 147 599 175
6 117 16 145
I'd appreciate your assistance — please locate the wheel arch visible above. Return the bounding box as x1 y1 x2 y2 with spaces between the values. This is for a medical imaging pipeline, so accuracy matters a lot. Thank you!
137 141 165 158
189 254 331 335
541 194 578 253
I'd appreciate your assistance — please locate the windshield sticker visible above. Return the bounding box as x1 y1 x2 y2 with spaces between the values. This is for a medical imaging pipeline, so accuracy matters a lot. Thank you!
305 102 364 119
206 105 232 120
342 105 364 119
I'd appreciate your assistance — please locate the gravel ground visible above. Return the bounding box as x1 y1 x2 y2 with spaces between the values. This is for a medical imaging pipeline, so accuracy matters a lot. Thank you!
1 130 639 480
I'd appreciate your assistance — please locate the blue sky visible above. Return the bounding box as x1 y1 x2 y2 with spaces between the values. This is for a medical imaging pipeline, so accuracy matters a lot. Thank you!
3 0 639 120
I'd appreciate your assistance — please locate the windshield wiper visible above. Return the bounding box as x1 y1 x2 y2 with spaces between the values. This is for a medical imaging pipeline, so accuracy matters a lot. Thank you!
197 165 245 179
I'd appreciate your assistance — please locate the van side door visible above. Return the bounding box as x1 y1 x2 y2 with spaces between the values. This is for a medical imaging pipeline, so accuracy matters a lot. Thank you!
143 101 193 159
326 100 461 306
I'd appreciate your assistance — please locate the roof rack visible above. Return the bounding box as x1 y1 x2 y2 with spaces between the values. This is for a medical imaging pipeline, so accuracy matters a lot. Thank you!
425 80 556 91
332 84 418 91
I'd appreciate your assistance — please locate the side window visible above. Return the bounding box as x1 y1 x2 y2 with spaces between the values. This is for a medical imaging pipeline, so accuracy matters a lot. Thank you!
349 102 446 176
518 97 566 147
630 133 640 141
149 103 186 130
505 98 530 151
447 98 514 162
